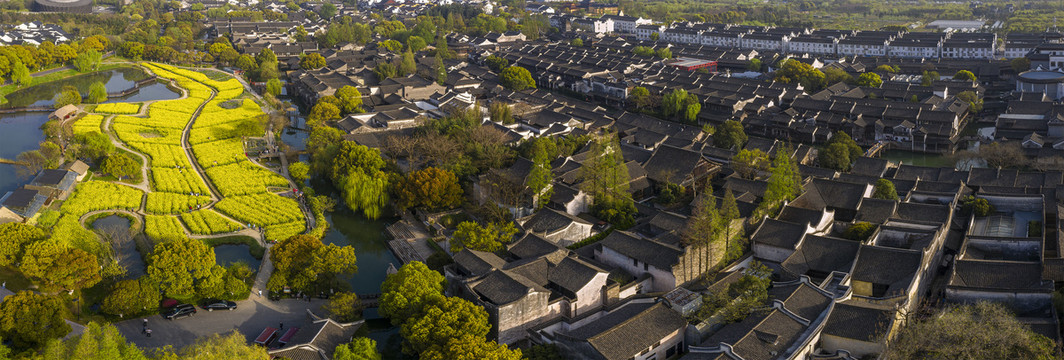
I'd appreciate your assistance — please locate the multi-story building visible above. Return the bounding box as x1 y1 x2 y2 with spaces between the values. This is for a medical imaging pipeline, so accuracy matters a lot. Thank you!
941 32 996 59
740 32 790 52
635 24 665 41
787 34 840 55
600 14 652 34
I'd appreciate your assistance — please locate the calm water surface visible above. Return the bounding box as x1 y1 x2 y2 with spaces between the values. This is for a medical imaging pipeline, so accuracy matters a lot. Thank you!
0 67 181 195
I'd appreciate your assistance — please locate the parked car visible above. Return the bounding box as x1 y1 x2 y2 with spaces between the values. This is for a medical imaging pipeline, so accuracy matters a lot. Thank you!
163 304 197 320
201 299 237 311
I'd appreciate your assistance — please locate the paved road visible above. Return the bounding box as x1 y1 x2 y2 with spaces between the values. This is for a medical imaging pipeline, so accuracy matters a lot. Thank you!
114 295 328 350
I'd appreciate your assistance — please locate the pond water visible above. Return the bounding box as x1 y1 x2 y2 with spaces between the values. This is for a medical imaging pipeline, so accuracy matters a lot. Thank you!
92 214 145 279
0 67 182 196
3 67 180 108
214 244 261 269
322 210 400 297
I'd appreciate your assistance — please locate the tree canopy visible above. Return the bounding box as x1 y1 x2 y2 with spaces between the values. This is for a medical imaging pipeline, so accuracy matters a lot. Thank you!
714 120 748 150
886 302 1056 360
0 291 71 351
147 237 216 299
394 167 464 211
449 221 518 253
872 179 898 200
774 59 825 91
380 261 446 326
499 66 535 91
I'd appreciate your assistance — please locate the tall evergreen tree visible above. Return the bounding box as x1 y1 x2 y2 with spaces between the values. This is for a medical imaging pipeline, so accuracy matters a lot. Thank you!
760 144 802 217
685 184 719 275
720 189 740 256
580 133 635 227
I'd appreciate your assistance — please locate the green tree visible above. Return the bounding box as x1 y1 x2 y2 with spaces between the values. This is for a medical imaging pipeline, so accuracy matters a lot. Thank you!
400 49 417 76
318 2 336 18
288 161 310 184
147 237 216 299
332 142 390 219
747 58 761 72
731 149 769 179
401 296 491 355
450 221 518 253
10 60 29 86
265 78 282 97
961 196 994 217
271 235 358 291
380 261 446 326
844 222 877 241
335 337 380 360
162 332 270 360
714 120 748 149
325 292 362 323
307 101 341 129
86 81 107 103
921 70 940 86
628 86 655 109
499 66 536 91
872 179 898 200
632 46 655 57
0 291 71 350
101 277 160 317
685 184 720 273
435 53 447 85
485 55 509 72
818 142 852 171
823 67 853 86
650 32 659 41
101 153 139 180
526 140 554 209
662 89 688 118
299 53 326 70
74 132 113 162
1011 58 1031 73
854 72 882 88
774 59 825 91
420 334 522 360
19 241 101 292
334 86 364 114
524 344 563 360
956 90 983 113
378 39 403 53
0 223 46 267
72 49 102 72
832 132 863 160
394 167 463 211
489 101 512 124
374 62 398 81
54 86 81 109
719 189 741 255
580 133 635 228
885 302 1056 360
656 47 673 59
571 38 584 46
874 64 899 74
953 70 977 82
41 322 144 360
407 36 428 52
235 54 257 72
759 145 802 216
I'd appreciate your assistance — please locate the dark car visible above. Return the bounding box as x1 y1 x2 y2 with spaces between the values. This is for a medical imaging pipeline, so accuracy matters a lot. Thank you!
201 299 237 311
163 304 197 320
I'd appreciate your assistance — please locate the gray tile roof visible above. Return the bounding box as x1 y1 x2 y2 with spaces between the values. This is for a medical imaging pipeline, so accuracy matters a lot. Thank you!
850 245 922 297
599 231 683 270
508 233 568 263
893 202 951 224
855 198 897 224
821 302 892 342
520 208 591 234
268 319 362 360
949 259 1049 291
781 235 861 280
569 302 687 360
751 218 807 249
472 269 548 305
453 249 506 277
548 257 607 298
